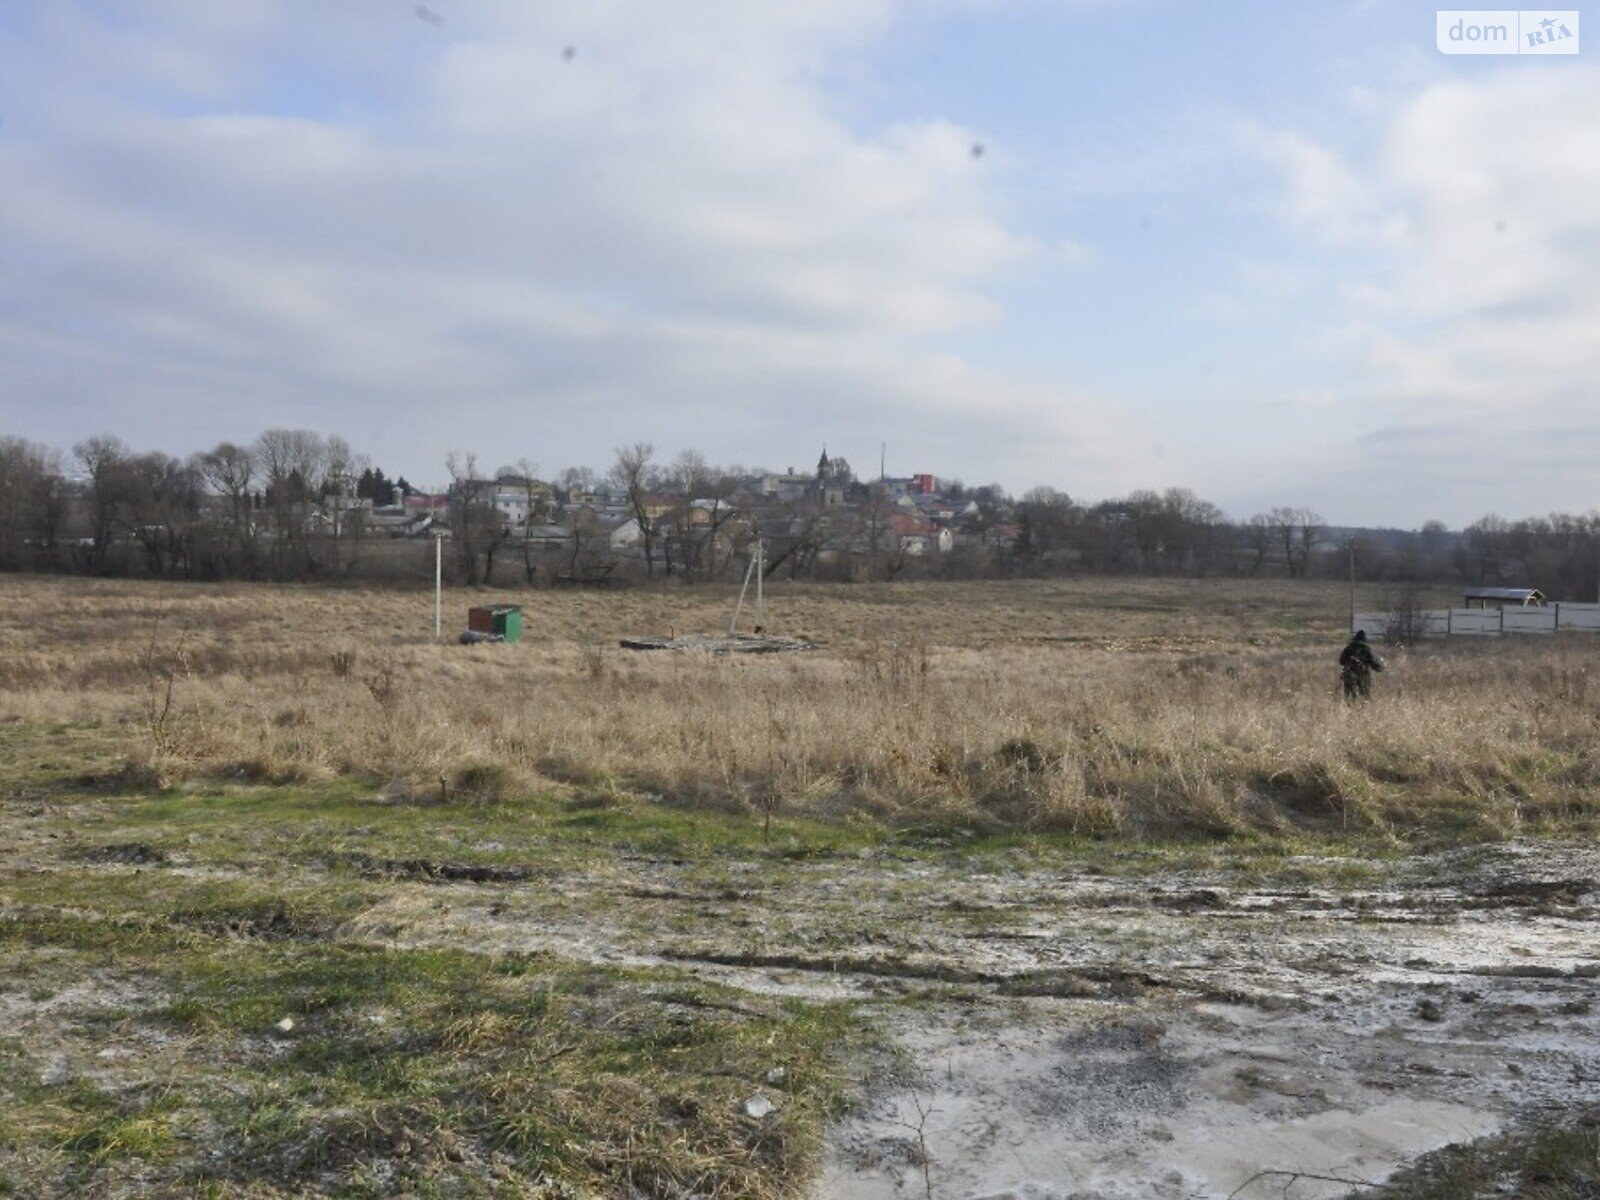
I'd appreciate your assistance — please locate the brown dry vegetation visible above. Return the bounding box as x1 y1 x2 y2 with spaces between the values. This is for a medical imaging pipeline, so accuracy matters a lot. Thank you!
1 574 1596 839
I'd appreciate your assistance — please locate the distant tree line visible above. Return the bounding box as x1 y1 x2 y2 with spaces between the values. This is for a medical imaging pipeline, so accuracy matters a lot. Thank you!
2 428 1599 596
0 430 412 582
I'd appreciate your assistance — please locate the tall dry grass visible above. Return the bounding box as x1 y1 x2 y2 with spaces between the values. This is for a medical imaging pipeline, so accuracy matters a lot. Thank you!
0 575 1592 837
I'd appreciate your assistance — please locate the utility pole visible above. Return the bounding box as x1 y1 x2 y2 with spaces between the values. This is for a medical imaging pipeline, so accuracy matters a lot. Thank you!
729 539 764 636
1348 539 1357 632
880 441 886 483
434 530 445 639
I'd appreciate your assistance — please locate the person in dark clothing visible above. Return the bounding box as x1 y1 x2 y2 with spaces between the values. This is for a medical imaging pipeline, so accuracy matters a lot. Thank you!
1339 629 1384 700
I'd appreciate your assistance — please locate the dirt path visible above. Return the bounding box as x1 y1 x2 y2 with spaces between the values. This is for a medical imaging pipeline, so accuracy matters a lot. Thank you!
18 818 1600 1199
810 844 1598 1199
365 840 1598 1198
283 839 1600 1196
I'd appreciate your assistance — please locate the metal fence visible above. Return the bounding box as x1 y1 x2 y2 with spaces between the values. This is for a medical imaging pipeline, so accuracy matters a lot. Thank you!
1352 602 1600 640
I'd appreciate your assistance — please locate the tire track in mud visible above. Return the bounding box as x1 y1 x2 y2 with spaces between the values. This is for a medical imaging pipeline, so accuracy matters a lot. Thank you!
656 948 1291 1010
28 840 1600 1001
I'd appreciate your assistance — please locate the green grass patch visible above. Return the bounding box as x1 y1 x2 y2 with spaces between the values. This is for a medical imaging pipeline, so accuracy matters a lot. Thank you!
0 895 871 1199
1346 1112 1600 1199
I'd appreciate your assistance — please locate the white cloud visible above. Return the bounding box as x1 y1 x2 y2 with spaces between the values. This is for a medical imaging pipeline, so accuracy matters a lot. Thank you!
1248 64 1600 521
0 1 1138 489
1248 125 1407 246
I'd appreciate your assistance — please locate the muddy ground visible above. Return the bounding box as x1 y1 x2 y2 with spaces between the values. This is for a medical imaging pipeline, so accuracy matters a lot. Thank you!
354 839 1600 1198
5 786 1594 1199
812 843 1598 1199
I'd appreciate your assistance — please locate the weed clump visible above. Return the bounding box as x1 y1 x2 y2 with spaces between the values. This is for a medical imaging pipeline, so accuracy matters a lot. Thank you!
448 761 525 803
1354 1110 1600 1199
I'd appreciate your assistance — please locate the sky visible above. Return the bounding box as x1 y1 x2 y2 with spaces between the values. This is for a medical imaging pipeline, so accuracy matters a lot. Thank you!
0 1 1594 526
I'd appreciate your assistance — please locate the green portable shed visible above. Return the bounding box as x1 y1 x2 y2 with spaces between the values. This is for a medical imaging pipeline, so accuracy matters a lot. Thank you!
467 605 524 642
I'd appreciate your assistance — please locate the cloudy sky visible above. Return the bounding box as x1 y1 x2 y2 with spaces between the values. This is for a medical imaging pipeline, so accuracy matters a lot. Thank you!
0 1 1594 525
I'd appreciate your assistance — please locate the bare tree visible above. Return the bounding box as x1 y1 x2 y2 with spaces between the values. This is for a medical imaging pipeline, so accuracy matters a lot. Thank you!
763 508 825 580
446 451 511 585
612 442 659 580
319 435 370 578
1243 513 1275 576
254 428 328 499
29 454 69 567
73 434 128 573
557 465 596 497
559 506 618 586
1163 487 1227 572
660 451 741 581
116 452 201 577
1294 508 1325 577
253 429 331 579
1016 487 1077 567
0 438 55 570
1459 514 1510 583
857 484 910 580
513 458 550 584
1121 489 1167 570
195 442 258 576
666 448 715 497
1268 506 1323 577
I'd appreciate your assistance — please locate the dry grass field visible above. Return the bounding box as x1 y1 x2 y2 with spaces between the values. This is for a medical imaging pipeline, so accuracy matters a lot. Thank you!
1 575 1597 1199
0 574 1594 839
